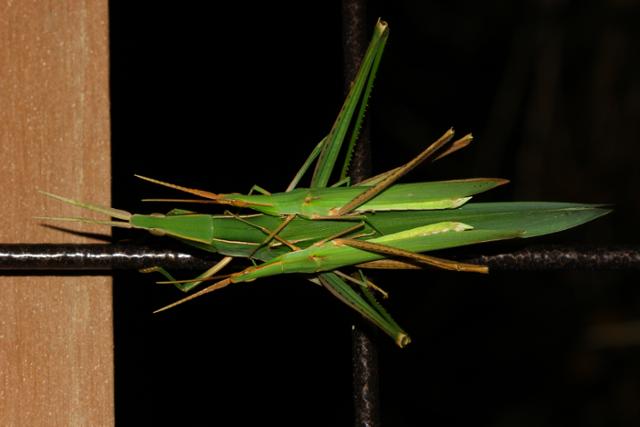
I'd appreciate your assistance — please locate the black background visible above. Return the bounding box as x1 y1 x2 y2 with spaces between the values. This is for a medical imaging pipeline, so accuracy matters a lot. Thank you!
109 1 639 425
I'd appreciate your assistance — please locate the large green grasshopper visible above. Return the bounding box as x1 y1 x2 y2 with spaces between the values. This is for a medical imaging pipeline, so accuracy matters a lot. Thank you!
41 20 609 347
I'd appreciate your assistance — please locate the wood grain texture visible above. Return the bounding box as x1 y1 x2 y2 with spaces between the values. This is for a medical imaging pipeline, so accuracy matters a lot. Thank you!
0 1 113 425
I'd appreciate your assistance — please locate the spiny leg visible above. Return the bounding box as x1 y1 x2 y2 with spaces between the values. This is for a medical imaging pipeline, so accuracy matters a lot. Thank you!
355 259 423 270
352 269 403 333
316 271 410 348
335 237 488 273
310 20 389 189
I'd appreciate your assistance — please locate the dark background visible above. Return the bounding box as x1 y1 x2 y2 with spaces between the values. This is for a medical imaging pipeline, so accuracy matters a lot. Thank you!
109 1 639 425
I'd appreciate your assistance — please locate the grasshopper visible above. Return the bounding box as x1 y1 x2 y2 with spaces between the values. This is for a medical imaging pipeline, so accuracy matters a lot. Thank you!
41 20 609 346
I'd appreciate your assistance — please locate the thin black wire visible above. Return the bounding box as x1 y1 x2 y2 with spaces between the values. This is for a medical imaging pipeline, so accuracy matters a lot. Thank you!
0 243 212 271
1 243 639 271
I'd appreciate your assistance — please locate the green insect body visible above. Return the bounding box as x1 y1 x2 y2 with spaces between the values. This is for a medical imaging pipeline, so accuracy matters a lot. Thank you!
135 177 509 217
43 191 608 263
227 222 504 280
39 192 379 260
39 19 610 347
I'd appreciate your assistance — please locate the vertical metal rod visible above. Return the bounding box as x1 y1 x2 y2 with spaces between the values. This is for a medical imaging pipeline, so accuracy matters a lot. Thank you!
341 1 381 426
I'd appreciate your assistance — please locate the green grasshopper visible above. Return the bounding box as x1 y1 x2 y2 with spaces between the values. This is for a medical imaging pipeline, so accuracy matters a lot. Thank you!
134 174 507 217
40 189 608 347
41 19 609 347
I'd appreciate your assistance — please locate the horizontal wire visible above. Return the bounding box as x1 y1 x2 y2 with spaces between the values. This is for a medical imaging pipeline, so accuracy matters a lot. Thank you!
0 243 214 271
0 243 638 271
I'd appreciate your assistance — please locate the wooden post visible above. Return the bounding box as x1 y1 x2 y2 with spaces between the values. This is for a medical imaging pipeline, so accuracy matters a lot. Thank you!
0 1 113 425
